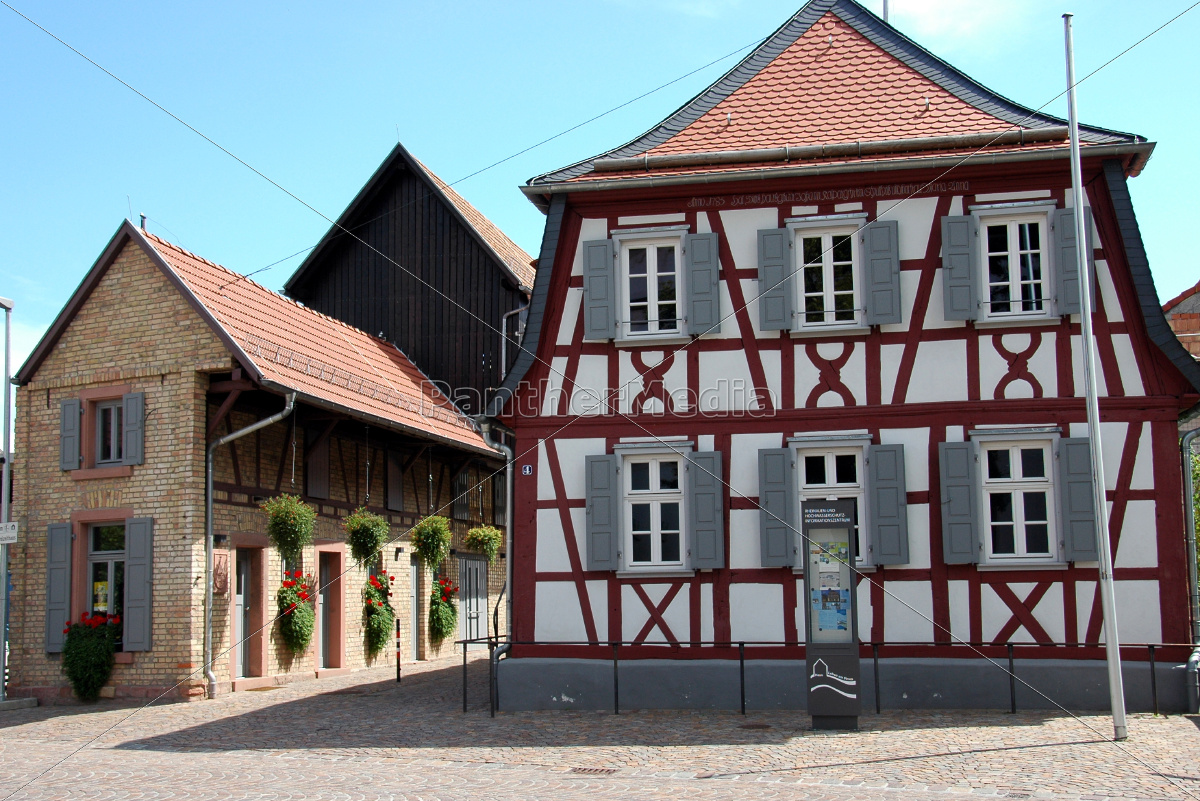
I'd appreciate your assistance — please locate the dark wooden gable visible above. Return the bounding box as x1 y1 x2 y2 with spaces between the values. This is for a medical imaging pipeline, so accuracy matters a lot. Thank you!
285 147 528 415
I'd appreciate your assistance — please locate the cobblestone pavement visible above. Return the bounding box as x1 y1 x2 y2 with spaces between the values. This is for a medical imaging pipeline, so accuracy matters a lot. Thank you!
0 654 1197 800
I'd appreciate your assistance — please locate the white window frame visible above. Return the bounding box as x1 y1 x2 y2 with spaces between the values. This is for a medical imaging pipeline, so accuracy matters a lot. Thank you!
619 448 688 570
786 214 868 334
973 431 1062 565
971 202 1056 323
88 522 126 649
95 399 124 465
794 441 869 566
613 227 687 342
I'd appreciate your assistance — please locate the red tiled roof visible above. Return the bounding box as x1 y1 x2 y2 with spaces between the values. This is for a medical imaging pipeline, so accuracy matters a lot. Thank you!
141 230 491 453
1163 278 1200 315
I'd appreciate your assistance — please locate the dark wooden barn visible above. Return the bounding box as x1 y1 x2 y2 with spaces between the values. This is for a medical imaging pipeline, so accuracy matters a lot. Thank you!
285 144 534 414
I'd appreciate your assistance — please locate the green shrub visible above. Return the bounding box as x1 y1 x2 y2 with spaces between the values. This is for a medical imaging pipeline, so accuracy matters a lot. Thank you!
261 494 316 563
428 577 459 644
62 612 118 702
363 568 395 657
411 516 451 570
277 571 316 653
344 507 390 567
465 525 503 563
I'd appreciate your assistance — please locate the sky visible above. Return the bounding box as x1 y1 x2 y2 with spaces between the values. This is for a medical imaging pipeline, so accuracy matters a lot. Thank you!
2 0 1199 379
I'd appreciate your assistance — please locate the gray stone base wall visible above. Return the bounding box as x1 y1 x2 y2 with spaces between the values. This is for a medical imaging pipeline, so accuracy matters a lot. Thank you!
497 657 1188 713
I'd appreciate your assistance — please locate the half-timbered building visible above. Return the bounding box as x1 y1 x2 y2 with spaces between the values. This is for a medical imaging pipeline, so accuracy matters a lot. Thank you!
489 0 1200 711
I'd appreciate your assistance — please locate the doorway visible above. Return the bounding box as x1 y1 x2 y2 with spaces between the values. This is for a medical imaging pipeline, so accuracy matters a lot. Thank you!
458 556 487 649
410 557 420 661
317 551 343 670
234 550 253 678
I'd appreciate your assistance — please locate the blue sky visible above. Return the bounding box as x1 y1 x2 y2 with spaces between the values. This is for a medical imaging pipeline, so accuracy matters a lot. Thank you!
2 0 1199 372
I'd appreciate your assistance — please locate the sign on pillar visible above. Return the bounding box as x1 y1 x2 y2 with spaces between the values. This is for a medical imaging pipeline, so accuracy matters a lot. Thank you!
802 500 860 730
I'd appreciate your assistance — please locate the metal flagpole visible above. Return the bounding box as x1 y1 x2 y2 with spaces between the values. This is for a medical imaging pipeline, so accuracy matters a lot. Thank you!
1063 12 1127 741
0 296 12 704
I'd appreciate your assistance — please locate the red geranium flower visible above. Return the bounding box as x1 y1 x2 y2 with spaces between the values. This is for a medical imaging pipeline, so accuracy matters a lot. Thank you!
112 616 121 625
441 595 448 602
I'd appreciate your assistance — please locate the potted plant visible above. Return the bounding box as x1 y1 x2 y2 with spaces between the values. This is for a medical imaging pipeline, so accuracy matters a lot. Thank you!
464 525 503 563
363 569 395 657
62 612 120 702
428 577 459 644
410 515 451 570
261 494 316 564
344 507 390 567
277 571 316 653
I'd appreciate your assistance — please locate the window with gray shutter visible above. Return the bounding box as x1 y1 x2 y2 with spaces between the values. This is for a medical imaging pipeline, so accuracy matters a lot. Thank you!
1057 437 1099 561
45 523 72 653
687 451 724 568
585 454 620 570
122 392 145 466
60 398 81 471
452 469 470 520
123 517 154 652
386 450 405 512
685 232 721 335
941 215 979 321
867 444 908 565
582 239 617 340
939 441 981 564
861 220 902 325
758 448 796 567
757 229 793 331
1053 208 1094 316
306 429 330 500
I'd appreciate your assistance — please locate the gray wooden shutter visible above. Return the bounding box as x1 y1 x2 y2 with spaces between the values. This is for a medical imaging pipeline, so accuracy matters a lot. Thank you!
493 472 508 526
585 454 620 571
685 232 721 335
452 470 470 519
861 220 902 325
123 517 154 652
687 451 724 569
1058 437 1099 561
938 441 981 564
122 391 145 466
758 448 796 567
582 239 617 340
386 450 404 512
59 398 81 471
867 444 908 565
1054 207 1094 316
757 229 793 331
941 215 978 321
306 430 330 499
45 523 72 653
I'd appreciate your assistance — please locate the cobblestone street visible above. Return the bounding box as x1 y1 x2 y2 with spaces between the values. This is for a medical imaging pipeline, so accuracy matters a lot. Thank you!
0 654 1197 800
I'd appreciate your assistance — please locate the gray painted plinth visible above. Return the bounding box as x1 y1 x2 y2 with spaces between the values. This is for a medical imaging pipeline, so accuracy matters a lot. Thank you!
0 698 37 711
497 657 1188 713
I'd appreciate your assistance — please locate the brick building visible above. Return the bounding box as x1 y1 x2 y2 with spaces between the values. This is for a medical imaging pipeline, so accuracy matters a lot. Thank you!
10 220 506 702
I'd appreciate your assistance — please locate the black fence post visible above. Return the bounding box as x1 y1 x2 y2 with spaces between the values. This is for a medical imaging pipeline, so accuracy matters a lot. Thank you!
488 641 496 718
739 642 746 715
1149 644 1158 716
1008 644 1017 714
462 641 468 713
873 644 881 714
612 643 620 715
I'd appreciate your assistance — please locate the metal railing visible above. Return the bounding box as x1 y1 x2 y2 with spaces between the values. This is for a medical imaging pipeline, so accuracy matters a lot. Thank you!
452 637 1193 718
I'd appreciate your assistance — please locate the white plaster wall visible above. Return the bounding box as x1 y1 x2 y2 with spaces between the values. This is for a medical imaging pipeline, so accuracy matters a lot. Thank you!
728 510 761 570
621 584 689 644
617 213 685 226
730 583 785 643
698 350 756 412
542 356 568 416
906 340 969 404
536 508 572 573
1075 580 1096 643
535 582 588 642
876 196 938 261
700 583 714 643
552 438 608 500
1113 581 1161 644
1111 334 1145 396
879 270 920 335
855 577 870 639
923 270 964 331
1031 583 1065 644
557 288 582 346
879 426 929 492
1069 421 1128 493
729 432 785 498
760 349 782 410
1114 500 1158 569
981 582 1024 642
720 208 777 271
537 440 555 501
899 504 931 569
883 581 934 642
1131 423 1155 490
1095 261 1123 322
1071 335 1110 397
587 580 609 640
574 218 609 277
974 190 1052 202
570 355 608 416
947 580 971 642
880 343 905 404
794 341 864 407
979 332 1058 400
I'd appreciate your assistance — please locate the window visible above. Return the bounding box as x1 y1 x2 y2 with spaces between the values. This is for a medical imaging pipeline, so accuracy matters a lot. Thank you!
981 441 1056 560
798 448 865 561
492 473 508 527
983 216 1047 317
95 400 123 465
798 230 857 327
452 470 470 520
89 523 126 647
621 239 680 337
624 455 684 567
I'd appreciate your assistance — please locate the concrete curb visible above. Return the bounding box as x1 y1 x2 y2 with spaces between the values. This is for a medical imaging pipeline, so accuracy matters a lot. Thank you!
0 698 38 711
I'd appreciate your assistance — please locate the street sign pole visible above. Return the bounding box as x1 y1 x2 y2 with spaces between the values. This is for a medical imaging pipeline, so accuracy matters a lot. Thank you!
0 296 13 703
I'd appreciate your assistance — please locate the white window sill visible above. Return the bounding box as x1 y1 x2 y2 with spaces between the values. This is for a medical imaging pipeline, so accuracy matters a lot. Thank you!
977 561 1067 571
973 315 1061 330
616 569 695 578
614 335 693 348
790 324 871 339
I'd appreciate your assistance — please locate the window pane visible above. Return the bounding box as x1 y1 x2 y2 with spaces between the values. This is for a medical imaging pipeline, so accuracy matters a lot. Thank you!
629 305 648 333
989 492 1013 523
988 254 1010 285
833 263 853 292
1020 252 1041 282
834 454 856 484
1019 222 1040 251
987 224 1007 253
114 407 123 460
628 276 648 304
657 275 676 302
832 235 852 263
631 534 652 563
990 282 1010 314
628 248 647 275
803 265 823 293
99 406 114 462
1023 491 1047 523
658 304 677 330
804 455 826 486
1020 448 1045 479
630 463 650 491
657 246 676 275
987 449 1011 480
802 237 822 265
631 503 651 532
660 502 680 532
661 532 680 563
659 461 679 490
1025 524 1049 555
91 562 110 613
834 293 854 321
92 524 126 553
992 525 1015 554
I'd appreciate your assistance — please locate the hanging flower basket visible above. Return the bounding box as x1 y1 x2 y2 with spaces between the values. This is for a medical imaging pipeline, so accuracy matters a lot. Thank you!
62 612 119 702
344 507 390 568
261 494 316 564
410 516 451 571
464 525 503 563
277 571 316 653
363 569 395 657
428 578 459 644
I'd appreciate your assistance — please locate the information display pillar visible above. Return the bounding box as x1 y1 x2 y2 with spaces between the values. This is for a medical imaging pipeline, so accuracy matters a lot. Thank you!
802 500 860 730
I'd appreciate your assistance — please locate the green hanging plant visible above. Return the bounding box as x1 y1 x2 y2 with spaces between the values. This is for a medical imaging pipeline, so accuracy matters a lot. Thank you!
277 571 316 653
363 568 395 657
411 516 452 570
344 507 390 567
464 525 503 563
261 494 316 564
428 578 459 644
61 613 119 702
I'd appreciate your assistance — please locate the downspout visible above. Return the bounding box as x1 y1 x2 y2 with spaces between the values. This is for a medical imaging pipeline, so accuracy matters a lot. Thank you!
1182 428 1200 713
205 392 296 699
473 416 514 642
499 303 528 382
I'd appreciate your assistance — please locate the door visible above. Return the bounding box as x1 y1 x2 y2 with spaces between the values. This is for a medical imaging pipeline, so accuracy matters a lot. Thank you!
458 556 486 649
233 550 252 678
317 552 342 670
410 557 419 661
